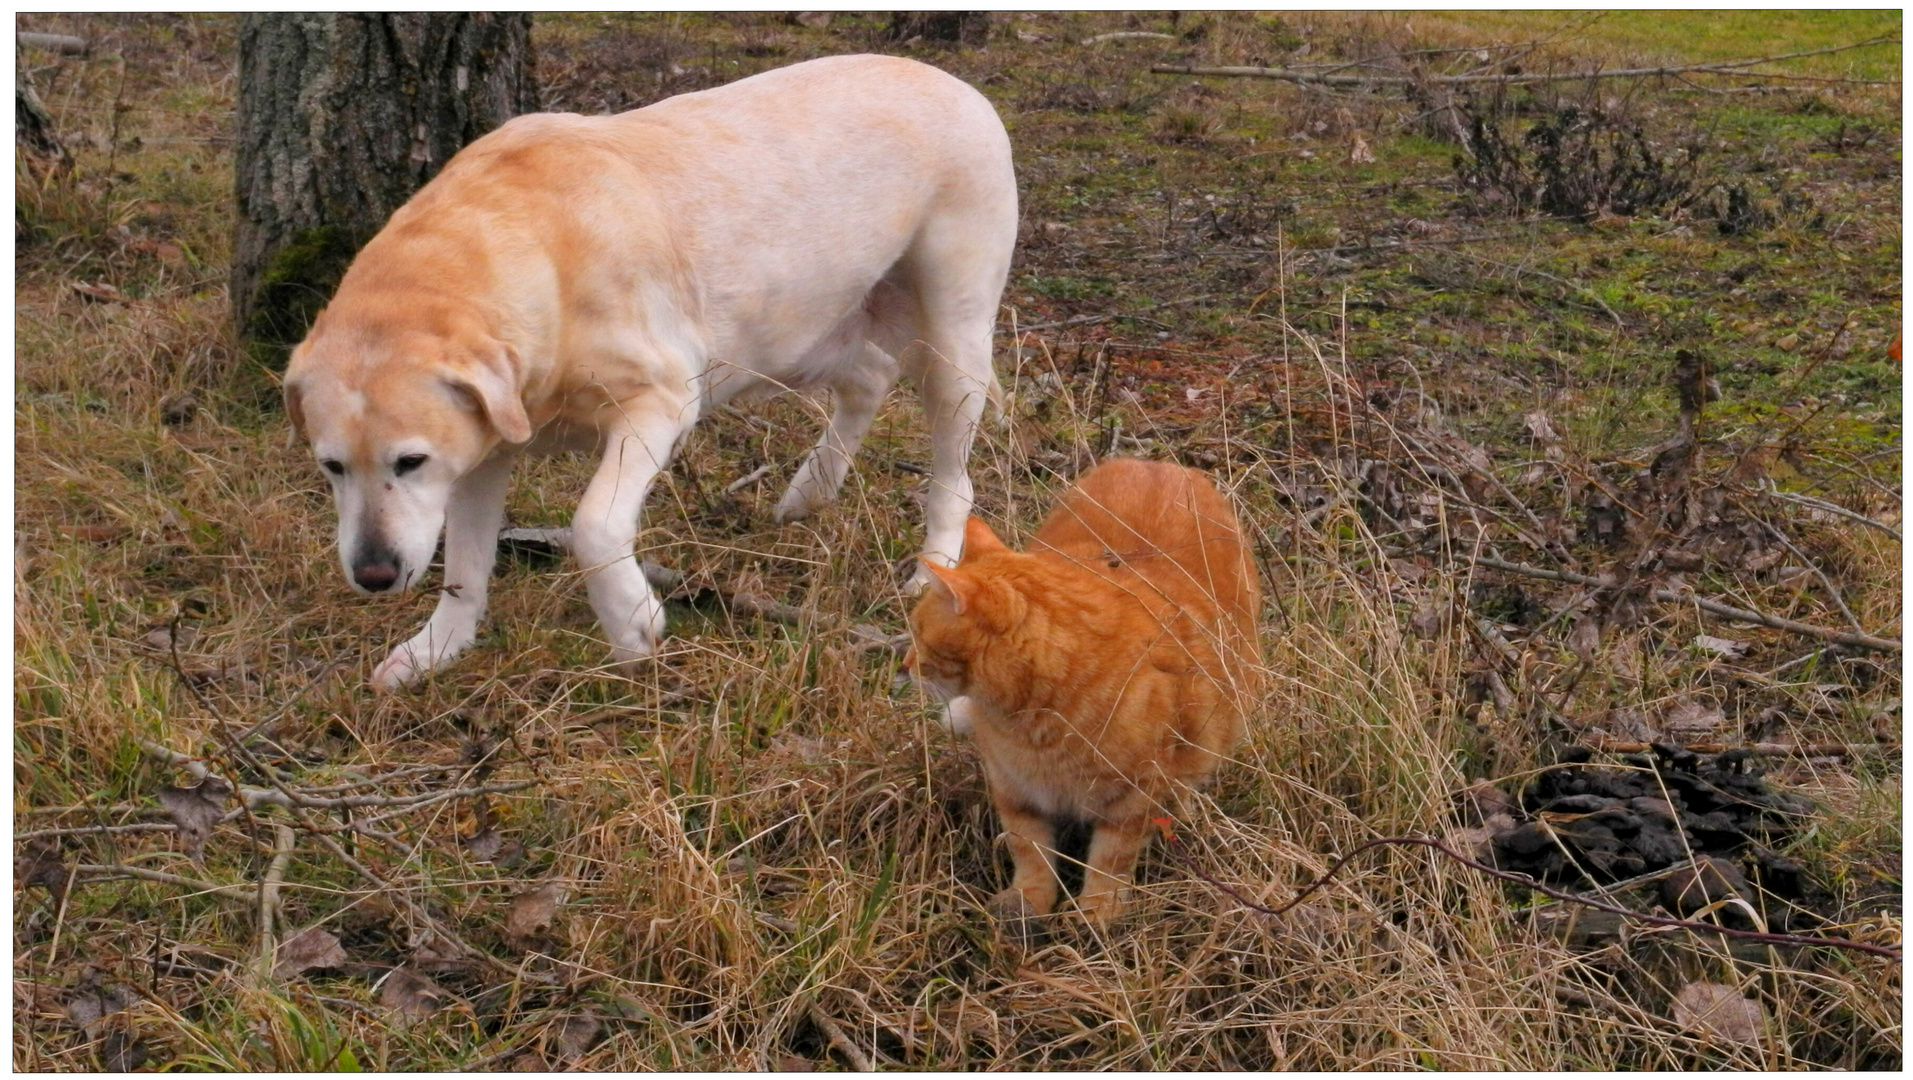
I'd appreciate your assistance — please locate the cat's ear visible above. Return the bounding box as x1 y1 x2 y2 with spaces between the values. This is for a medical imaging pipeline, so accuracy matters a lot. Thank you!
961 516 1006 562
919 559 975 615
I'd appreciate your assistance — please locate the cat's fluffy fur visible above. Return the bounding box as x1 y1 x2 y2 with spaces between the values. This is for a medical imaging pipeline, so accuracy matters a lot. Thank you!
906 458 1263 935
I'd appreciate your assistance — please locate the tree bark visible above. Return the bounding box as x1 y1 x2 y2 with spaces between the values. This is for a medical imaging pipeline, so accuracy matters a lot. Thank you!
16 44 72 176
231 13 536 370
886 12 990 47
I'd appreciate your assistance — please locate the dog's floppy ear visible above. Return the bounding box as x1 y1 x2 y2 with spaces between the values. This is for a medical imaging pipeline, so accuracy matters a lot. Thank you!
444 361 532 445
283 379 308 441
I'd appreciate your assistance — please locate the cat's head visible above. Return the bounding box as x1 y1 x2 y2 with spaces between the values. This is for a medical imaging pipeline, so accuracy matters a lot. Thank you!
904 516 1024 700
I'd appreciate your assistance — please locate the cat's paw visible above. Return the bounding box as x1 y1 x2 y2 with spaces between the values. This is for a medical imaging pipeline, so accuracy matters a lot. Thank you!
987 889 1049 951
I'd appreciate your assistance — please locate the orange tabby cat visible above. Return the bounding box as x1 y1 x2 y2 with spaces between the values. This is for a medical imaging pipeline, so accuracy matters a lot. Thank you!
906 458 1263 939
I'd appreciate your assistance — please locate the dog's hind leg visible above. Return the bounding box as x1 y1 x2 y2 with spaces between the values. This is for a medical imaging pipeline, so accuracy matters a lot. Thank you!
372 450 515 690
574 391 694 665
773 340 900 524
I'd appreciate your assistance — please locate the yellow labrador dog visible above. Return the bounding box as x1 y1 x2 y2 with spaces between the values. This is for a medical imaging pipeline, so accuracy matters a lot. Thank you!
283 55 1017 689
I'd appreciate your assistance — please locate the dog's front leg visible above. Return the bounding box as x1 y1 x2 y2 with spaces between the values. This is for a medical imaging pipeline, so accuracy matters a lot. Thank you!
912 354 991 590
372 450 515 690
574 399 689 666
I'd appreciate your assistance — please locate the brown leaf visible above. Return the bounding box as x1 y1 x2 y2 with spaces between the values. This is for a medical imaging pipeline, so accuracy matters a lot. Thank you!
156 778 230 863
15 840 70 895
1664 700 1727 738
1671 981 1766 1046
1693 635 1749 660
504 882 566 953
58 523 128 544
99 1031 151 1071
546 1014 604 1064
462 829 504 862
379 967 454 1023
774 1053 816 1072
272 927 348 981
64 977 139 1035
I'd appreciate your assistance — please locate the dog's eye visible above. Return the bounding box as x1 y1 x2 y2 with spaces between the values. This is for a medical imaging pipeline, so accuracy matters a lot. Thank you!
394 454 429 476
322 460 345 477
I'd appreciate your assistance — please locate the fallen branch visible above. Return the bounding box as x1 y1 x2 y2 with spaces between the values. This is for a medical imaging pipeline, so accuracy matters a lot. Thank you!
1468 555 1901 653
1160 832 1902 961
17 31 88 54
807 998 875 1073
137 740 533 815
1759 484 1902 542
1151 35 1901 87
1082 31 1175 45
1583 739 1880 758
73 863 255 901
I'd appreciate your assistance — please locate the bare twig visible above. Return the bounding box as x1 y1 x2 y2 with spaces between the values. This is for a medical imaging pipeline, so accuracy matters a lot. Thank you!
1162 832 1903 960
1583 739 1880 758
807 997 875 1072
1760 484 1902 542
256 823 296 970
1082 31 1174 45
1468 555 1901 652
723 463 775 495
1151 35 1902 86
72 862 255 901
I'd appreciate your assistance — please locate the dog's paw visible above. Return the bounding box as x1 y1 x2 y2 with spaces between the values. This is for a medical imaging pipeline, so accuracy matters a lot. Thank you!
371 650 422 692
371 627 473 691
986 889 1049 952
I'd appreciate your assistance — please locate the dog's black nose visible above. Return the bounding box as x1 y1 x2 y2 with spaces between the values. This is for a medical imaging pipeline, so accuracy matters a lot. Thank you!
353 559 400 592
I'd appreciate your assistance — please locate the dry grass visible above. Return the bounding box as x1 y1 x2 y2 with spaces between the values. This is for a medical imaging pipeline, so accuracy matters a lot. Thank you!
15 12 1902 1071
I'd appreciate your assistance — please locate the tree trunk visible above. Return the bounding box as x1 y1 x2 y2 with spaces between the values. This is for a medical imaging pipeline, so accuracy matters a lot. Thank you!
231 13 536 370
16 44 72 176
886 12 990 47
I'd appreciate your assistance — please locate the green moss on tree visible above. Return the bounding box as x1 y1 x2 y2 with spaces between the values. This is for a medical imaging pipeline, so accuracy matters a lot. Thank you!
242 225 363 371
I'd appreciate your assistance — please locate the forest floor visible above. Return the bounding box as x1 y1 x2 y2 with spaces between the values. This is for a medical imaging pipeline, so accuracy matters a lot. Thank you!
14 11 1902 1070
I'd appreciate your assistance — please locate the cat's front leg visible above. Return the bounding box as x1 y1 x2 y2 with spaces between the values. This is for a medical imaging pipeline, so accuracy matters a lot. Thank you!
990 803 1061 948
1074 810 1154 929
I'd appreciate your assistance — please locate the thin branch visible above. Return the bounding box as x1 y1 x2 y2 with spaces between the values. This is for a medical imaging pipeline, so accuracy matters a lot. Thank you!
72 863 256 901
1150 35 1901 86
1162 833 1902 960
1469 555 1901 652
1760 484 1902 542
807 997 875 1072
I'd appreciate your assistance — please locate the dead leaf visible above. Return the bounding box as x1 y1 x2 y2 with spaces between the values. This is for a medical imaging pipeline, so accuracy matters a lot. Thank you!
462 829 505 862
1664 700 1726 738
139 622 199 652
1671 981 1766 1046
789 11 831 28
15 840 70 895
64 975 138 1035
504 882 566 953
379 967 454 1023
156 777 230 863
272 927 348 980
774 1053 816 1072
99 1031 151 1071
546 1014 604 1063
1348 131 1374 164
1693 635 1749 660
58 523 128 544
1567 617 1601 663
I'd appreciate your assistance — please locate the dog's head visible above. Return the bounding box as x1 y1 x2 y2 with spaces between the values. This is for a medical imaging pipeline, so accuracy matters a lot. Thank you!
284 320 530 596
